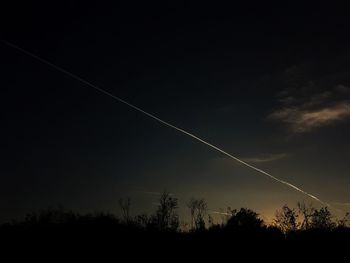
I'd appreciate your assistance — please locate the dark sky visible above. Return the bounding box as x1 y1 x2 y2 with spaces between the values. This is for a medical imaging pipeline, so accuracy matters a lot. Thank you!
1 2 350 223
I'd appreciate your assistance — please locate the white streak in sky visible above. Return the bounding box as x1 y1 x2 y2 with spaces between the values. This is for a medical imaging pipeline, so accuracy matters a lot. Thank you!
208 210 233 216
2 40 330 207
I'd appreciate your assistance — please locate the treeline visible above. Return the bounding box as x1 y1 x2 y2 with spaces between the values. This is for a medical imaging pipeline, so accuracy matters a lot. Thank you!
1 191 350 258
2 191 349 260
2 191 349 234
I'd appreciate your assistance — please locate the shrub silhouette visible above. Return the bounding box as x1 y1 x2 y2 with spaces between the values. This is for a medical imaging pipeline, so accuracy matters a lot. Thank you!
226 208 264 231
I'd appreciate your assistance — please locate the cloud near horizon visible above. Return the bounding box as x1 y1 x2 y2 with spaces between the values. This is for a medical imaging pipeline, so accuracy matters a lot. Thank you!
241 153 290 163
211 153 290 165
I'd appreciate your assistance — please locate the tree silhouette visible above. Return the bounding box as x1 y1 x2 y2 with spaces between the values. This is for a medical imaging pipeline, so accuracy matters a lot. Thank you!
187 198 207 231
187 198 196 230
119 197 131 223
297 201 314 230
274 205 299 233
337 212 350 228
310 207 335 230
154 190 179 231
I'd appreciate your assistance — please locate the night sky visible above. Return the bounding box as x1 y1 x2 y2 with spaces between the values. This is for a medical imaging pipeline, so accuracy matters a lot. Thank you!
1 2 350 223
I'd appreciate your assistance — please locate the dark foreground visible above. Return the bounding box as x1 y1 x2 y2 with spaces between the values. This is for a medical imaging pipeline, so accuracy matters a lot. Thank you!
1 216 349 261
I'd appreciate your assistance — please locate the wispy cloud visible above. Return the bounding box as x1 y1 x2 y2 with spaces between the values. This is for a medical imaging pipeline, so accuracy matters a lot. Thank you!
241 153 290 163
335 84 350 94
269 84 350 133
211 152 290 166
332 202 350 207
270 101 350 133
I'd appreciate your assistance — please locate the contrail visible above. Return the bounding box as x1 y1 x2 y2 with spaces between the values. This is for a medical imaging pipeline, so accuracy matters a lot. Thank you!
2 40 329 207
208 210 233 216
